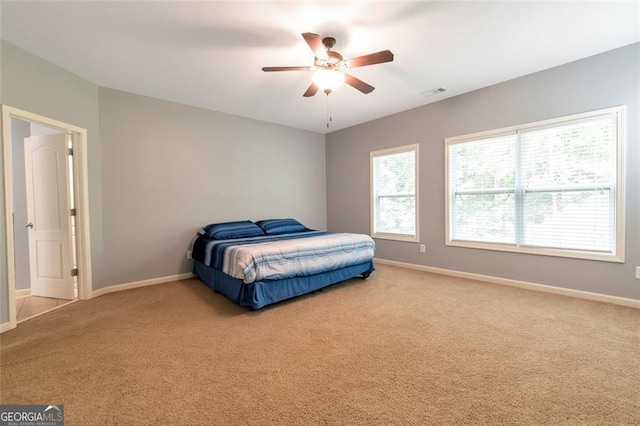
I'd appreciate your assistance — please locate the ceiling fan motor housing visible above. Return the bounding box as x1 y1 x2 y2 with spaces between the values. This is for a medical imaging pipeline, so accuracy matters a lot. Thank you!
317 51 343 68
322 37 336 49
314 37 343 68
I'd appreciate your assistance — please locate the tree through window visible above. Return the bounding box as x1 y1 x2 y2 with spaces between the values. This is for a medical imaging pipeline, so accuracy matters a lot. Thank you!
371 144 419 242
446 106 624 262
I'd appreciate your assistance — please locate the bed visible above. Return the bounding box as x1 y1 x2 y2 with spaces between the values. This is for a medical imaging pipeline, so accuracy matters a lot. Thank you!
191 219 375 309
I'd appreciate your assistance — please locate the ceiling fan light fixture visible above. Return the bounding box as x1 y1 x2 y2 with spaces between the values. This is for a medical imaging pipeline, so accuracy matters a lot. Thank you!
312 69 345 94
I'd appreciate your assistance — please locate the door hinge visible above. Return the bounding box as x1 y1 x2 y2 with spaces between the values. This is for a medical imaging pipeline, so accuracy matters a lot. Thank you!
70 208 76 216
68 148 74 156
71 268 78 277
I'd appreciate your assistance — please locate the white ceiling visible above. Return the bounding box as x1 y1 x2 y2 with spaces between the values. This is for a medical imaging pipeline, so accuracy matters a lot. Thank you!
1 1 638 134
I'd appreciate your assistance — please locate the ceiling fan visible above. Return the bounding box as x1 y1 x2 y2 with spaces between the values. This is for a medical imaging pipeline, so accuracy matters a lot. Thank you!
262 32 394 97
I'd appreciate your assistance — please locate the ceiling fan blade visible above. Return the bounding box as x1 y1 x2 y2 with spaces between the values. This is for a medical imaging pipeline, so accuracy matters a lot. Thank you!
303 82 319 97
344 73 375 94
262 66 311 72
345 50 394 68
302 32 328 61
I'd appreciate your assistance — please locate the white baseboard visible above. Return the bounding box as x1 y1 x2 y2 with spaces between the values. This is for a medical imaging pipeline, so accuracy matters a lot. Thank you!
92 273 195 298
0 321 14 333
374 258 640 309
15 288 31 298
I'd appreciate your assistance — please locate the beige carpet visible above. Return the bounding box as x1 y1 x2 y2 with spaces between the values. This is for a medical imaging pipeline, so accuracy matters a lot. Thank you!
1 264 638 425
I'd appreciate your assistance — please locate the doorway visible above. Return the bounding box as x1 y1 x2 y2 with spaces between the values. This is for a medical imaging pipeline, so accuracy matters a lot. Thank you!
14 123 77 320
2 106 93 330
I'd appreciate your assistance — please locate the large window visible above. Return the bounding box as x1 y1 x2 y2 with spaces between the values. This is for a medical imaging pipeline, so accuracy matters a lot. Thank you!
445 106 624 262
371 144 419 242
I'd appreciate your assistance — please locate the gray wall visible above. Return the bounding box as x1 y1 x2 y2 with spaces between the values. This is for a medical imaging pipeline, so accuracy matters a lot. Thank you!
1 40 326 326
98 88 326 287
2 39 637 327
327 43 640 300
1 40 102 324
10 118 30 290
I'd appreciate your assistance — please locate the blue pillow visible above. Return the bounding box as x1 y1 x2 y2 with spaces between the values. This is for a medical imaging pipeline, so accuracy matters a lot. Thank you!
200 221 265 240
255 218 307 235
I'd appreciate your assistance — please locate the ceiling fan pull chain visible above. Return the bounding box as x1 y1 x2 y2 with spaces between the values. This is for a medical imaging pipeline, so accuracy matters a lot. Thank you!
326 94 330 128
325 93 335 128
330 95 333 123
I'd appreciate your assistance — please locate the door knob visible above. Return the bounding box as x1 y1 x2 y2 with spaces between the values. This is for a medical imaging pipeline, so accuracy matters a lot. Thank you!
25 222 33 228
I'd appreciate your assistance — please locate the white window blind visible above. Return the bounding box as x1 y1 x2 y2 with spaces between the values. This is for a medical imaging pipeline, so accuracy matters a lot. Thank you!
450 134 516 244
371 144 418 241
446 107 624 262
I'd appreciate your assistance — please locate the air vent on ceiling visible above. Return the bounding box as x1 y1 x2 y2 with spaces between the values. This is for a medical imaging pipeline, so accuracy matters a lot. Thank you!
421 87 446 98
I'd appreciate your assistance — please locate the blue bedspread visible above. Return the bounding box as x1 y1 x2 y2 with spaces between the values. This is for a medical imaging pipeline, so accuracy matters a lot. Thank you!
192 231 376 284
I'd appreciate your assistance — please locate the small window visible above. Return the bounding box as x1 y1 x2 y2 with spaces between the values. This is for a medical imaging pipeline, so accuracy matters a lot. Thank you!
445 106 625 262
371 144 419 242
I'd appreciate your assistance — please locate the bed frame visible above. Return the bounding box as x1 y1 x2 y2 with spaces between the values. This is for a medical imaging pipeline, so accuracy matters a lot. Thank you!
194 260 375 310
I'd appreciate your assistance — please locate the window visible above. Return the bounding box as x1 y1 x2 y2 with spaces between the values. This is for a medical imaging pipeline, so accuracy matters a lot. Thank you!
371 144 419 242
445 106 624 262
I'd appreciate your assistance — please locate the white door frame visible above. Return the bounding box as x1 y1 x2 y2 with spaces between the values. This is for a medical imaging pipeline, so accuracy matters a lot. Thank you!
2 105 93 330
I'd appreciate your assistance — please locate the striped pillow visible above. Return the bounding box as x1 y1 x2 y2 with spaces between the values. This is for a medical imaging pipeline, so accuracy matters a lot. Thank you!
201 221 265 240
255 218 307 235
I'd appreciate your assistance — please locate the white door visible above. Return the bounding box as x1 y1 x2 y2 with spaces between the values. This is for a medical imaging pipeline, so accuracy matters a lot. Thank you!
24 134 75 299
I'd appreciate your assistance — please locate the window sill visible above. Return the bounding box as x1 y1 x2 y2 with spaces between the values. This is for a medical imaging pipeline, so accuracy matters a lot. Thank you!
372 233 419 243
446 240 624 263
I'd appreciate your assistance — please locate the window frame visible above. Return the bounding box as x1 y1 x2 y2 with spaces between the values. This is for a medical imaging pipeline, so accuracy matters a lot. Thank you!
370 143 419 242
445 106 625 263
